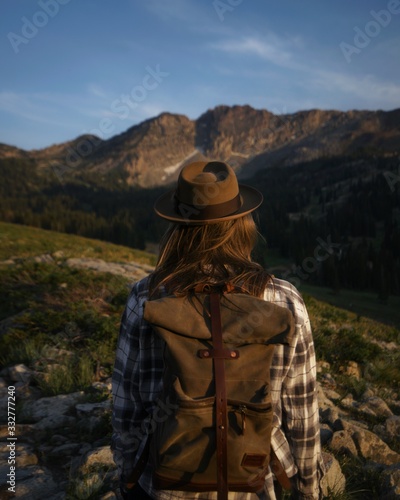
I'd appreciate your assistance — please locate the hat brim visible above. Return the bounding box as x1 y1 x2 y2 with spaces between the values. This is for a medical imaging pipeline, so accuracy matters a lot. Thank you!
154 184 263 224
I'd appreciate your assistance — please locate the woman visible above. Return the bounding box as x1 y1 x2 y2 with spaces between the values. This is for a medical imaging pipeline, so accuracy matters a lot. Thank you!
112 161 324 499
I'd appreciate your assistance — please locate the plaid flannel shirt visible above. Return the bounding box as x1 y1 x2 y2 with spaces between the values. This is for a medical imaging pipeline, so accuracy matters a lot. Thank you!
112 276 324 499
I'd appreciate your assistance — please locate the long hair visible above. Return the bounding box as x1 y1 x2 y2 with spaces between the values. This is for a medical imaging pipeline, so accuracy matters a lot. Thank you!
148 214 271 298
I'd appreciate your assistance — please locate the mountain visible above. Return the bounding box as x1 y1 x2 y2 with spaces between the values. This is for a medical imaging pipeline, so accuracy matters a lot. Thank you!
1 105 399 298
2 105 399 188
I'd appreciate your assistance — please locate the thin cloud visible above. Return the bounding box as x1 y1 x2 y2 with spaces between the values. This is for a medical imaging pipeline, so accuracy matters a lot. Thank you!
144 0 201 23
87 84 109 99
211 33 400 110
0 91 62 126
310 70 400 107
210 35 305 70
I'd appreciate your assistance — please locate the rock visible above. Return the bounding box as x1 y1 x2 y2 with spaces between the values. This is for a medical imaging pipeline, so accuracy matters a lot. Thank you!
48 443 81 458
380 464 400 499
320 425 333 446
33 414 77 431
329 429 358 457
50 434 69 446
385 415 400 439
100 492 118 500
323 388 342 401
7 364 33 384
359 396 393 418
0 424 34 439
65 258 152 281
0 443 39 467
362 387 376 398
341 360 362 379
317 384 337 413
5 466 59 499
320 407 340 427
340 392 393 419
374 415 400 447
33 253 54 264
334 417 369 432
75 399 111 417
79 443 92 456
340 393 355 409
352 428 400 465
81 446 115 471
320 452 346 497
21 391 84 421
316 360 331 373
387 399 400 413
92 380 112 392
319 372 337 388
77 415 104 434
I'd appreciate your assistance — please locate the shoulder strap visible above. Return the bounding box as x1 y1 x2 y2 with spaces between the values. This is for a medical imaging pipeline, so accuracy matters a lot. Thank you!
210 292 228 500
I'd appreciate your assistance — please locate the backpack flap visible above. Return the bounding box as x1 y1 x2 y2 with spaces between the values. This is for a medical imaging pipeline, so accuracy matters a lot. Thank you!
144 293 294 345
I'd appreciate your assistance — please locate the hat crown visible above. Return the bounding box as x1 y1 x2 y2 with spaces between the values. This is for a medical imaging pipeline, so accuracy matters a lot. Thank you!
176 161 239 208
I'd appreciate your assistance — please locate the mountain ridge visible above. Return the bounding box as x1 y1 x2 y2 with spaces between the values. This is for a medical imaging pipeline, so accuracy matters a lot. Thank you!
2 104 399 187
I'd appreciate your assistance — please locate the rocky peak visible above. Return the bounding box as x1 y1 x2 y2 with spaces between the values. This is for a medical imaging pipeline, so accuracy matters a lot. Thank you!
2 104 399 187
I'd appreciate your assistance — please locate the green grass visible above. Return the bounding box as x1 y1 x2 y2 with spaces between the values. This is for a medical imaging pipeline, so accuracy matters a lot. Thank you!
0 260 129 383
302 283 400 329
304 293 400 391
0 221 156 265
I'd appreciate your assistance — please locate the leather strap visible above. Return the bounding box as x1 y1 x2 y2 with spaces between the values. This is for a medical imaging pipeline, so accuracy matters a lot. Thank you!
210 293 229 500
270 449 292 491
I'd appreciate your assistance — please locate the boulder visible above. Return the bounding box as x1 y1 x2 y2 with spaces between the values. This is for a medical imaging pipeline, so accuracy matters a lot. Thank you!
21 392 84 421
329 429 358 457
5 466 59 499
380 464 400 499
80 446 115 471
8 364 33 384
33 415 77 431
75 399 111 417
352 428 400 465
320 452 346 497
385 415 400 440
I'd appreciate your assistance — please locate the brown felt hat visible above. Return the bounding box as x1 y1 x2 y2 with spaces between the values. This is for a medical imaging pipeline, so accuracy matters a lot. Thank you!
154 161 263 224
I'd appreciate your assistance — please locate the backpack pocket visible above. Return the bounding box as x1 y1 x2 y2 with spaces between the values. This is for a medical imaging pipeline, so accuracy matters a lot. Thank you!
155 396 215 474
152 397 273 491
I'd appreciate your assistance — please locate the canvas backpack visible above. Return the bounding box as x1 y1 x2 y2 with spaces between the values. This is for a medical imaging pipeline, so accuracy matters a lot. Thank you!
143 286 295 499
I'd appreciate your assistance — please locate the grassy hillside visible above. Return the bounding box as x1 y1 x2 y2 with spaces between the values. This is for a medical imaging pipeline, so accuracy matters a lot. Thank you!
1 222 399 497
0 220 157 264
1 221 399 390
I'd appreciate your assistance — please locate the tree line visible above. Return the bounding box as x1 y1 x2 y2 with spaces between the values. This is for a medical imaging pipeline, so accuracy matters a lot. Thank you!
0 154 399 296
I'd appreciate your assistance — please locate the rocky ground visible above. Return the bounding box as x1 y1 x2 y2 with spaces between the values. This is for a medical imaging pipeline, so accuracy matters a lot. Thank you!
0 256 399 498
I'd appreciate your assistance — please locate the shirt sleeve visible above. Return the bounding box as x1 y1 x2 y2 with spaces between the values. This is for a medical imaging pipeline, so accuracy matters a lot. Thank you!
281 301 324 499
111 282 164 482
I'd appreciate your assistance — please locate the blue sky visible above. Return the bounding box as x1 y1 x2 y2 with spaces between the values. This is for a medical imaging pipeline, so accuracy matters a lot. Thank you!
1 0 400 150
